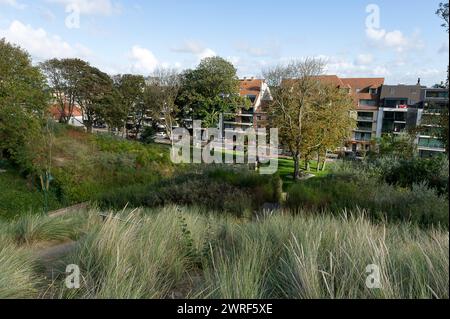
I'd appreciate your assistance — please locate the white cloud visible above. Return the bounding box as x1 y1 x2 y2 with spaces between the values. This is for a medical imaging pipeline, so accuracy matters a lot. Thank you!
129 45 159 74
355 53 373 65
438 40 449 54
0 20 92 60
47 0 120 15
366 27 424 53
0 0 26 9
172 40 216 61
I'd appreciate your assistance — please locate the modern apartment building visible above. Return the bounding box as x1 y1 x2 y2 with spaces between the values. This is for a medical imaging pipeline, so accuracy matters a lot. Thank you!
376 83 424 138
416 87 448 157
340 77 385 153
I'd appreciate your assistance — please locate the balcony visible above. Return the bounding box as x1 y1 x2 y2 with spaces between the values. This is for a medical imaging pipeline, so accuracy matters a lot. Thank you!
357 116 374 122
418 137 444 149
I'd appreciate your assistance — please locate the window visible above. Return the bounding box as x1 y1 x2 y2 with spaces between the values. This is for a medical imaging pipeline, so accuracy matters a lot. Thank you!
426 91 449 99
369 88 378 94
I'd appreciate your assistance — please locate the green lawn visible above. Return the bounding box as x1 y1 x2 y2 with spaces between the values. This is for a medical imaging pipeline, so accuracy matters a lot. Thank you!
277 157 331 190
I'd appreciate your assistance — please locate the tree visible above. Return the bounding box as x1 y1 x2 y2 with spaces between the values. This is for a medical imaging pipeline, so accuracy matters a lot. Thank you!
376 132 417 160
145 68 180 139
113 74 146 137
177 56 243 127
436 2 449 33
40 58 86 124
263 58 326 180
301 82 355 171
0 38 49 163
435 2 450 154
76 63 115 133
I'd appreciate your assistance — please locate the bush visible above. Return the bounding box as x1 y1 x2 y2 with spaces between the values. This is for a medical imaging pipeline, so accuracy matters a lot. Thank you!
97 166 279 216
285 172 449 228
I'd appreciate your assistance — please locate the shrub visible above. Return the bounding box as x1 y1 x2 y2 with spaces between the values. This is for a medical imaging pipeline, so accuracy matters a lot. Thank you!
285 173 449 228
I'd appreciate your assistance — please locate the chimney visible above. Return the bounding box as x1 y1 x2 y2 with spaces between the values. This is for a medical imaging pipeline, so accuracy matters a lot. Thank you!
417 78 421 85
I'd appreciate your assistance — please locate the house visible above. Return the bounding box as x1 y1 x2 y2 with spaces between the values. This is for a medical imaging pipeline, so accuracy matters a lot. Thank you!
49 103 85 128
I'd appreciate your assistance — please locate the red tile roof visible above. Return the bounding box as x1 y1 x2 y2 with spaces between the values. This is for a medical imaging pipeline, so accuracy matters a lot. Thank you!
240 78 263 97
50 104 82 119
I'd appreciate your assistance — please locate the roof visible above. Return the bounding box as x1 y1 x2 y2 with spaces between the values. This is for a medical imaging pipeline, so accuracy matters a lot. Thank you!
50 104 82 119
313 75 345 87
341 78 385 89
240 78 263 97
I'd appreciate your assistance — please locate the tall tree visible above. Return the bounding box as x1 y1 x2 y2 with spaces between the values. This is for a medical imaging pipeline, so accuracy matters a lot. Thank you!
40 58 86 124
435 2 450 154
113 74 146 137
263 58 325 180
436 2 449 33
301 83 355 171
145 68 181 139
76 64 114 133
177 56 243 127
0 38 49 164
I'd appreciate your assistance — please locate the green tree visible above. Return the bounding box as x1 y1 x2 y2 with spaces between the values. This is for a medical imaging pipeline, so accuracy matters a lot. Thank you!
0 39 49 164
40 58 86 124
76 63 115 133
436 2 449 33
263 58 326 180
145 68 181 139
177 56 243 127
301 82 355 171
376 132 417 160
113 74 146 137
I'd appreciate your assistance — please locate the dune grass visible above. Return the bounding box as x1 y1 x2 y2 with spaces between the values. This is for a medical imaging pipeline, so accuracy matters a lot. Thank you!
38 206 449 299
0 206 448 299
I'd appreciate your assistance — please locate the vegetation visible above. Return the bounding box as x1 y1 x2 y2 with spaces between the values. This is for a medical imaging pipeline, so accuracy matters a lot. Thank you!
263 59 355 180
177 56 247 127
1 207 447 299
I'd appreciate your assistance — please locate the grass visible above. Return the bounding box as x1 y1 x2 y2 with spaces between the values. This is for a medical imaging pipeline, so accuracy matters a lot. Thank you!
277 157 331 190
0 162 61 220
3 206 441 300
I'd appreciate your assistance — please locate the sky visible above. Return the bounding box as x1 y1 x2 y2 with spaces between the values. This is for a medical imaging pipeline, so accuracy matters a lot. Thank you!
0 0 448 86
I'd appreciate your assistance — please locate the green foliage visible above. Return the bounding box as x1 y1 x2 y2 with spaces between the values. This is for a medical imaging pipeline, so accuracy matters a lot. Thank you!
177 56 245 127
285 163 449 228
97 166 277 216
382 155 449 196
374 133 417 160
0 39 49 165
0 164 61 220
140 125 157 144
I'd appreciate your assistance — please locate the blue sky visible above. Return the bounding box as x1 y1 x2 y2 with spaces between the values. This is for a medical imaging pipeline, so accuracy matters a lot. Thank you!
0 0 448 86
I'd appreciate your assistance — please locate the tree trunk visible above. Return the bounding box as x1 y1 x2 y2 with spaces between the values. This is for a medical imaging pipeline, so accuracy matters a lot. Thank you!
322 159 327 171
317 153 321 172
293 153 301 180
86 123 93 133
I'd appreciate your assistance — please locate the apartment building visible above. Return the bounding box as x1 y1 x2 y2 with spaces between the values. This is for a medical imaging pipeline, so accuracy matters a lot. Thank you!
340 78 385 153
416 87 448 157
376 83 424 138
223 78 272 133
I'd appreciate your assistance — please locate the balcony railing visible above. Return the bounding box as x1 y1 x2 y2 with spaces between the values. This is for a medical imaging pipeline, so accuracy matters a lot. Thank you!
357 116 373 121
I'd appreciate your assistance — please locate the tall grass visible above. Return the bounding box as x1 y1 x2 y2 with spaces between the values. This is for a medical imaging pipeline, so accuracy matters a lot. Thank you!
0 206 447 299
40 206 449 299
